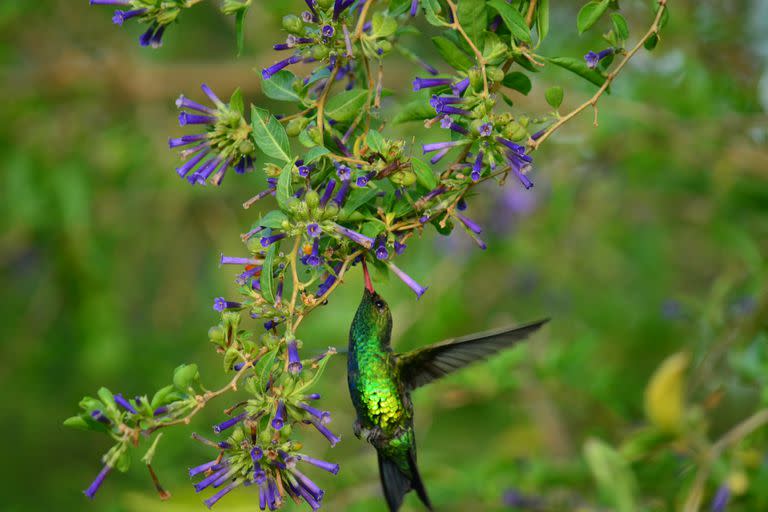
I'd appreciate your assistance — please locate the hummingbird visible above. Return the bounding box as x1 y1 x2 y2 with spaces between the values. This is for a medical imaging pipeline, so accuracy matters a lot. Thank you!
347 262 549 511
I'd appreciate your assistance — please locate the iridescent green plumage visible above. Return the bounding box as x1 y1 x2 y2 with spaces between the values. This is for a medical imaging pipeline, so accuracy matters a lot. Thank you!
347 286 548 511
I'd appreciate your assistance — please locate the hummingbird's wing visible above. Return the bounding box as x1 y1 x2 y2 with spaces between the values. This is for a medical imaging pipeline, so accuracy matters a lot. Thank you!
397 318 549 391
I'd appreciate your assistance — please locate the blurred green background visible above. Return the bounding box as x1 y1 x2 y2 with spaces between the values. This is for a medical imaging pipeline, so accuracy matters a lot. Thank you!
2 1 767 511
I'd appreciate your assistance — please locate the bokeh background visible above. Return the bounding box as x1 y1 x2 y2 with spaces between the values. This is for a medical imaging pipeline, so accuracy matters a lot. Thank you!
2 1 768 511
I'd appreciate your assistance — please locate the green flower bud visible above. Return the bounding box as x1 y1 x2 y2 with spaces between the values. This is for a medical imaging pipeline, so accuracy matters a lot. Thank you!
323 201 340 218
281 219 292 230
305 190 320 209
468 68 483 91
246 236 262 253
308 126 323 145
504 121 528 141
282 14 304 34
286 117 308 137
172 363 200 392
391 170 416 187
487 67 504 83
208 324 226 345
312 45 331 61
377 40 393 55
264 162 283 178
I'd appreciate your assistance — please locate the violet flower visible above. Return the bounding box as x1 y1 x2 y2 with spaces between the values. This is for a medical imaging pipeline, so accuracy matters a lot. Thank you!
84 464 111 499
288 342 303 374
584 48 615 69
213 298 242 312
386 261 428 298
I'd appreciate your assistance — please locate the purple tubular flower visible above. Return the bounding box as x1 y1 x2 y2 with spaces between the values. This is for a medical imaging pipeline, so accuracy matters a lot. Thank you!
168 134 207 148
304 239 323 267
451 77 470 95
430 147 451 164
112 8 146 26
306 223 321 238
471 150 484 182
413 77 453 91
307 393 321 400
410 0 419 16
375 238 389 260
316 263 342 296
220 255 259 266
584 48 615 69
200 84 223 106
204 480 240 509
387 261 428 299
343 24 353 57
479 122 493 137
305 419 341 446
114 393 137 414
333 223 374 249
272 400 286 430
189 460 218 478
175 94 214 115
258 482 268 510
179 112 216 126
235 266 260 286
294 482 321 511
333 179 351 205
457 213 482 234
260 233 287 248
291 468 324 501
273 43 291 51
233 361 246 371
90 0 130 4
288 342 303 374
336 164 351 180
176 151 208 177
422 140 467 154
267 478 279 510
394 240 407 255
436 104 471 116
429 95 465 108
194 466 229 492
299 402 331 424
251 446 264 463
298 454 340 474
212 412 247 434
507 151 534 189
84 464 111 499
153 406 169 417
262 55 302 80
319 179 337 208
497 137 526 154
90 409 111 425
422 185 446 202
322 25 335 38
417 57 439 76
298 164 313 177
440 115 468 134
711 485 730 512
356 171 376 187
213 297 242 312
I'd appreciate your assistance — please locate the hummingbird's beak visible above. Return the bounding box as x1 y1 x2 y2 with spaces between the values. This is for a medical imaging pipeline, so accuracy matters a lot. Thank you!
362 257 375 294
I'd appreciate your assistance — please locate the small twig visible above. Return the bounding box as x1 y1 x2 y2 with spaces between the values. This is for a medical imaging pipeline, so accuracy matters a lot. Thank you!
529 0 668 151
525 0 539 27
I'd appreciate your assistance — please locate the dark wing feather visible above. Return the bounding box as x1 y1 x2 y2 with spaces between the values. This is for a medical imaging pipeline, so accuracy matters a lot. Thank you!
397 318 549 391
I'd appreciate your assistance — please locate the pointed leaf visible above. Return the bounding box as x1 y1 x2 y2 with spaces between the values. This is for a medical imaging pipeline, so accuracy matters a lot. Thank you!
432 36 474 71
411 157 437 190
577 0 611 34
325 88 368 123
276 161 294 211
261 240 277 303
251 106 292 162
547 56 607 88
262 70 300 102
502 72 532 95
488 0 531 44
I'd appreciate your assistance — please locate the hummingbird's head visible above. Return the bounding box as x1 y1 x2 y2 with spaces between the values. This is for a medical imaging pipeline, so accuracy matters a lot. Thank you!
351 259 392 344
357 287 392 342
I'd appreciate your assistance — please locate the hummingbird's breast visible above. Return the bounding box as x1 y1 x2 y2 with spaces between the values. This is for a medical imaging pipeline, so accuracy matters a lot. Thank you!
348 341 409 434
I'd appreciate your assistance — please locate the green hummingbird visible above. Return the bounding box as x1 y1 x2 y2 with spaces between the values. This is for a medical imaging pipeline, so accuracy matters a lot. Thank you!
347 263 549 511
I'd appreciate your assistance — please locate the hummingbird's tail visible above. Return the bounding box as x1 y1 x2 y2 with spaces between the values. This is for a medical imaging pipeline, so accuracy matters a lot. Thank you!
377 449 432 512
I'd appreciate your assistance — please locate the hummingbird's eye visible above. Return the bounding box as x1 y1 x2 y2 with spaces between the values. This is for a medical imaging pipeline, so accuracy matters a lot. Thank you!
374 299 385 310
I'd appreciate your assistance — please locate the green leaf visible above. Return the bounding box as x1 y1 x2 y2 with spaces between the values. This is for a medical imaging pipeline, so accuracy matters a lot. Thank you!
261 70 300 102
488 0 531 44
365 130 385 153
251 106 292 162
610 12 629 40
577 0 610 34
432 36 474 71
393 97 435 123
644 34 659 51
229 88 244 114
537 0 550 42
276 161 294 211
258 210 288 229
296 349 336 394
64 415 89 430
172 363 199 391
235 9 246 56
340 188 379 219
545 86 564 109
422 0 446 27
547 56 607 88
97 387 116 411
304 146 330 164
584 438 638 512
411 158 437 190
141 433 163 465
502 72 532 95
457 0 488 47
257 348 279 384
261 240 277 302
371 12 397 38
325 88 368 123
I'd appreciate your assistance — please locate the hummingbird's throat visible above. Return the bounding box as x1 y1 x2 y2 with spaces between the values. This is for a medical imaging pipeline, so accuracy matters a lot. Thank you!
362 258 375 293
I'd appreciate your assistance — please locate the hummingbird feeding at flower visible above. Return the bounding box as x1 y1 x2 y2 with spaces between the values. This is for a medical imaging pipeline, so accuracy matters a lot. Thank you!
348 261 549 511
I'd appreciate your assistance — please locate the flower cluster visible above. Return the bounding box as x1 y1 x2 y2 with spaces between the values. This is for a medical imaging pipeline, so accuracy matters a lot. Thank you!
73 0 671 509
